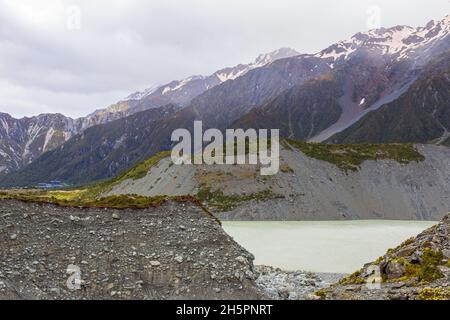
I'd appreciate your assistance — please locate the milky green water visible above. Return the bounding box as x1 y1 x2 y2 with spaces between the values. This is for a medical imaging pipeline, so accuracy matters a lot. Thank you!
222 220 436 273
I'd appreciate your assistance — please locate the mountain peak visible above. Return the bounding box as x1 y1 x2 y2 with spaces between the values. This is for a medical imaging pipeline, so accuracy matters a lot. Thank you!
444 14 450 23
254 48 300 66
124 86 159 101
214 48 300 83
123 48 300 102
317 14 449 62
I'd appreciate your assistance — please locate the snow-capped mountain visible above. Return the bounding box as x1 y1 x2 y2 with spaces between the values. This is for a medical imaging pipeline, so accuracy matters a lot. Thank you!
213 48 300 82
317 15 450 65
127 48 299 101
85 48 300 125
124 86 160 101
206 15 449 143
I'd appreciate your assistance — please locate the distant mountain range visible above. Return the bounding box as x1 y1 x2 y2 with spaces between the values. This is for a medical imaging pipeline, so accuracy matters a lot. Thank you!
88 47 300 123
0 48 299 174
0 15 448 187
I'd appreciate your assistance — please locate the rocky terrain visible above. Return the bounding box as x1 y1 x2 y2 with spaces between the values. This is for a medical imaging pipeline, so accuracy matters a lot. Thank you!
104 142 450 221
0 199 265 300
0 197 447 300
254 266 344 300
319 213 450 300
0 196 344 301
0 113 84 173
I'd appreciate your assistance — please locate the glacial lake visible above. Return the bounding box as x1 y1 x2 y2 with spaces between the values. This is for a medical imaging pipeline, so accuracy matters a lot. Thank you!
222 220 436 274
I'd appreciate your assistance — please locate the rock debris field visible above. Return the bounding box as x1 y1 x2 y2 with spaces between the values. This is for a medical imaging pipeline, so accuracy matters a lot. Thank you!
0 199 266 299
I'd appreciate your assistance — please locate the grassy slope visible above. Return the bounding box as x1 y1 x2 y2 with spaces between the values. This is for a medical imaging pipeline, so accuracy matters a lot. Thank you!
283 139 425 171
0 151 173 208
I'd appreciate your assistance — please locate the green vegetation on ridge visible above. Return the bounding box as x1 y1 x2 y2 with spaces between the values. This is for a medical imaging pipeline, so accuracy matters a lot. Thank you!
0 151 173 208
283 139 425 171
112 151 171 182
197 186 276 212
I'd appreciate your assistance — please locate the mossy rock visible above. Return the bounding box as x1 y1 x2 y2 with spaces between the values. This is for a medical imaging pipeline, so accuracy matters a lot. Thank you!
314 289 327 300
418 287 450 300
196 186 274 212
338 269 366 285
382 248 445 284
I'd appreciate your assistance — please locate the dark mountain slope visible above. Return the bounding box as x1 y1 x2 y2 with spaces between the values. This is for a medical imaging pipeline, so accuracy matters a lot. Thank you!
232 75 343 139
0 105 179 187
327 51 450 144
233 51 415 140
187 55 332 130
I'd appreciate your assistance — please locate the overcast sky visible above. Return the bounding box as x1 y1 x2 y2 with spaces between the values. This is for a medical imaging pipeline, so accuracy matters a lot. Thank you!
0 0 448 118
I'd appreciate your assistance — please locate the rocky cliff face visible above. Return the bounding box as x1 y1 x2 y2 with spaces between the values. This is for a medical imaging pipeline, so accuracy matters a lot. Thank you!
104 142 450 221
319 213 450 300
0 113 85 173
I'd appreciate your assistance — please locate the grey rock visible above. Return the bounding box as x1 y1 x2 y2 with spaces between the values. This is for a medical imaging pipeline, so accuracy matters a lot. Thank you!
112 213 121 220
149 261 161 267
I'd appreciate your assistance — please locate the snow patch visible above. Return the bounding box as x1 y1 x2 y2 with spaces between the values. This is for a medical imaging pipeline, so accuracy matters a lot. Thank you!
42 128 55 152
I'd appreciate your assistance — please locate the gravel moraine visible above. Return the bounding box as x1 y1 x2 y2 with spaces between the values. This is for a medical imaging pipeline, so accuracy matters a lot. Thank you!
0 199 266 300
